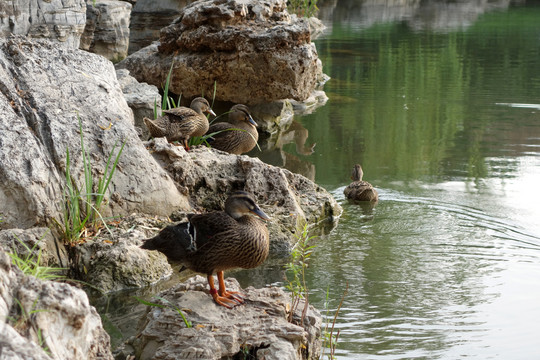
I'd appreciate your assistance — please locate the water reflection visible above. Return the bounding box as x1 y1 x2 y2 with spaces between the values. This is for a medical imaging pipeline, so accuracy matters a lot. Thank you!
276 1 540 359
255 120 317 180
318 0 520 32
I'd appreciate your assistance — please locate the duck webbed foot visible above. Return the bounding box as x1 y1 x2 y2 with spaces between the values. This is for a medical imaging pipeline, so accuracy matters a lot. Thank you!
217 271 246 303
207 273 244 309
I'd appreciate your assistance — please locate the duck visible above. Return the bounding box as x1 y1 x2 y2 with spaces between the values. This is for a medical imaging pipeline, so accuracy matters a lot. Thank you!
344 164 379 202
205 104 258 155
143 97 216 150
140 191 270 308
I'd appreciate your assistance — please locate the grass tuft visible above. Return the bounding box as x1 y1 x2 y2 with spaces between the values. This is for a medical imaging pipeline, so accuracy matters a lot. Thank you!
7 230 65 281
287 0 319 18
135 296 192 328
56 114 125 243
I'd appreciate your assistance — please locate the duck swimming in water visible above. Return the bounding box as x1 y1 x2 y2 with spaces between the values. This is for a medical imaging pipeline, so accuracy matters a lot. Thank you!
344 164 379 202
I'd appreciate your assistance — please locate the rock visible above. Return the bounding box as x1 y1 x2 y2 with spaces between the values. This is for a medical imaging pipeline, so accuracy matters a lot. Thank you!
80 0 132 62
116 68 161 139
148 139 342 254
0 244 114 359
117 0 325 105
128 0 196 54
0 0 86 49
129 275 322 360
71 215 174 293
0 35 188 230
0 227 68 270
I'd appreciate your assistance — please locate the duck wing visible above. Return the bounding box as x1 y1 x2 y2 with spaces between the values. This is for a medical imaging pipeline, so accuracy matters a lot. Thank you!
163 107 199 123
187 211 239 250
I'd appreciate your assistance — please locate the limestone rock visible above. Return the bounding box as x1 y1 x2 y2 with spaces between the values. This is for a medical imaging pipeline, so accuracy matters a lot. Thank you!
0 0 86 49
128 0 196 54
0 35 188 230
80 0 132 62
116 68 161 139
118 0 324 105
0 244 113 360
71 215 174 293
0 227 68 270
129 276 322 360
148 139 342 254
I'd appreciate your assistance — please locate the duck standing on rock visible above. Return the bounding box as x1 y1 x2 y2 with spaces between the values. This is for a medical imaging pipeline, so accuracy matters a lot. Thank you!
344 164 379 202
206 104 259 155
140 191 270 308
143 97 216 150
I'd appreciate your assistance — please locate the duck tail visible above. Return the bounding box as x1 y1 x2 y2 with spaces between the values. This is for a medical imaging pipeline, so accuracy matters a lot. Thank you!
143 117 167 137
141 222 196 261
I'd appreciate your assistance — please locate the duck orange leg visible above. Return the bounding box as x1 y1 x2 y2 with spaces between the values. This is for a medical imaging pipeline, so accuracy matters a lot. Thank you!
217 271 245 304
207 274 240 308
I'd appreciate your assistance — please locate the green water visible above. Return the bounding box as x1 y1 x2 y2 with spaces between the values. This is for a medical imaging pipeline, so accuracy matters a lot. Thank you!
273 2 540 359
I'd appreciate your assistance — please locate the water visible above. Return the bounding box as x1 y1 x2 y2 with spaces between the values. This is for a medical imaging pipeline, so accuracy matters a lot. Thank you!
270 1 540 359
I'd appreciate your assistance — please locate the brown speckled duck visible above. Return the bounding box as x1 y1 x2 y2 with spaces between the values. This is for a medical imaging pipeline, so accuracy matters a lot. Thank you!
143 97 216 150
344 164 379 202
140 191 270 308
206 104 258 155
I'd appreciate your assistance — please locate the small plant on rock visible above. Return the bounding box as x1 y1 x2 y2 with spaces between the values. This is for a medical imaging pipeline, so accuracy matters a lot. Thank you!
287 0 319 18
284 223 316 325
57 114 125 243
7 231 65 281
135 296 192 328
8 298 51 356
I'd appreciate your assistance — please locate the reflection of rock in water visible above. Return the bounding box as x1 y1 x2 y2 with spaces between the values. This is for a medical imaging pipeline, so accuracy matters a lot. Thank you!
254 120 316 181
317 0 515 32
128 0 195 54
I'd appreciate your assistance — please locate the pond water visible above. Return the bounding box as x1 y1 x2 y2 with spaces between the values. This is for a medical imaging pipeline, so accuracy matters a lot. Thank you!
263 1 540 359
96 1 540 358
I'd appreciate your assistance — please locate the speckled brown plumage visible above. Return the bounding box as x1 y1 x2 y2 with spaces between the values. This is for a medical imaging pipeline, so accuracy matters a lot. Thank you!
344 164 379 202
143 97 215 149
206 104 258 155
141 191 270 308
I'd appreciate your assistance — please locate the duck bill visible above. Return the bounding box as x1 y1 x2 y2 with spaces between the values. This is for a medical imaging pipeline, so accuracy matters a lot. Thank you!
208 109 217 117
251 207 270 221
248 116 258 127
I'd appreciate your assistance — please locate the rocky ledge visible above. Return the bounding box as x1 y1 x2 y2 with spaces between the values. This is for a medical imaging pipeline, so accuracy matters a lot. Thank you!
117 0 325 105
0 244 113 360
120 276 321 360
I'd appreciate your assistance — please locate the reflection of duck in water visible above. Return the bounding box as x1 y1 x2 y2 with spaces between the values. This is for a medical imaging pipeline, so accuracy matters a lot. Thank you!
344 164 378 202
140 191 270 309
144 97 216 150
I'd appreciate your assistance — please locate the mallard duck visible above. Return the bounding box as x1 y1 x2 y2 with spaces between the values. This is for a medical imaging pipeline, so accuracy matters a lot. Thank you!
143 97 216 150
140 191 270 308
344 164 379 202
206 104 258 155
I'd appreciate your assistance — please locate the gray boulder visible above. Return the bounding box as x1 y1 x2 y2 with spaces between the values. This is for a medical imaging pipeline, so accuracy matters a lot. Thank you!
128 275 322 360
128 0 196 54
80 0 132 62
118 0 324 105
116 68 161 139
0 0 86 49
0 245 113 360
0 35 188 231
71 215 173 293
